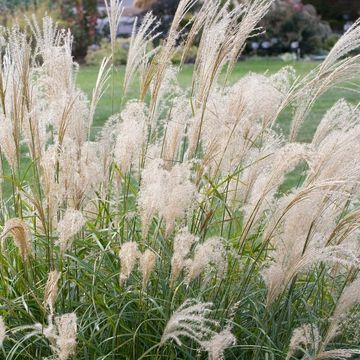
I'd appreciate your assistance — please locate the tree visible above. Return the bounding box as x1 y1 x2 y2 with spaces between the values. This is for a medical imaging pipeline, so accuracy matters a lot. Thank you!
58 0 97 61
303 0 359 30
135 0 182 39
255 0 332 55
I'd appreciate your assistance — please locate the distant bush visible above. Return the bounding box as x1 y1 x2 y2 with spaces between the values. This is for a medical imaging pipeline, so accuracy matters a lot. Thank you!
85 38 195 66
172 45 198 64
323 33 341 50
254 1 333 55
86 38 129 66
0 1 60 28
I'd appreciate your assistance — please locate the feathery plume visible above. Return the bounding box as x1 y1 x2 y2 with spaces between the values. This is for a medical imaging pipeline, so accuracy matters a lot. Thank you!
241 143 315 230
140 0 197 110
114 101 148 173
104 0 124 57
54 313 77 360
180 0 219 65
119 241 140 284
234 72 289 126
138 159 197 237
333 278 360 320
58 140 104 209
0 115 17 169
44 271 61 315
0 316 6 347
186 237 227 284
160 299 219 347
263 246 359 305
286 324 321 360
323 278 360 347
226 0 274 79
28 15 59 54
170 227 197 285
193 3 236 106
89 57 111 132
320 18 360 72
161 95 191 168
139 249 156 289
289 20 360 142
124 12 160 94
312 100 357 147
158 162 196 236
0 218 31 261
203 328 237 360
286 322 360 360
57 209 85 254
316 349 360 359
24 313 77 360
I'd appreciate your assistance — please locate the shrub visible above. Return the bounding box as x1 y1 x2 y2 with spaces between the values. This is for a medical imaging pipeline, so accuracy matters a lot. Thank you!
323 33 341 51
172 45 198 64
0 1 60 28
86 38 129 66
256 1 332 55
0 1 360 359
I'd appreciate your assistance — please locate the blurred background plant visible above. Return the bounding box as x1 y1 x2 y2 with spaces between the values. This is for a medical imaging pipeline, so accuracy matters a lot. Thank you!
254 0 332 56
0 0 358 64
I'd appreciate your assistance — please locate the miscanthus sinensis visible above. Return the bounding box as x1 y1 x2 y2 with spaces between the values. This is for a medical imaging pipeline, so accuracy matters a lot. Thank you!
119 241 140 284
114 101 148 174
161 299 236 359
286 319 360 360
11 313 78 360
170 227 197 285
0 317 6 347
0 218 31 262
56 209 85 254
44 270 61 315
41 313 78 360
160 299 219 346
124 12 160 95
105 0 123 59
1 0 360 358
186 237 228 284
139 249 156 289
138 158 197 237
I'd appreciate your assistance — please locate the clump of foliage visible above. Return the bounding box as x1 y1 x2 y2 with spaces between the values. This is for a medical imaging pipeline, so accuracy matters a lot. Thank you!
0 0 360 359
58 0 97 61
0 0 97 61
256 0 332 55
304 0 359 31
0 0 59 28
86 38 130 66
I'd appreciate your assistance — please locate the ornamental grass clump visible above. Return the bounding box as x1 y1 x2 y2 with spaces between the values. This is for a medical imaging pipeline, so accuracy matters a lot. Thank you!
0 0 360 358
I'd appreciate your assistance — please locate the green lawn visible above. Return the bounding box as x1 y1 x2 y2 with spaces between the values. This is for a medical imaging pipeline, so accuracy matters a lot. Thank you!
77 58 359 142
